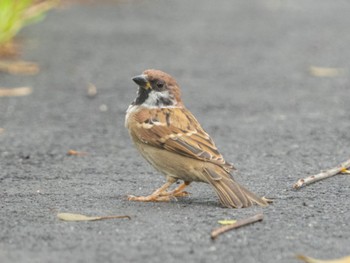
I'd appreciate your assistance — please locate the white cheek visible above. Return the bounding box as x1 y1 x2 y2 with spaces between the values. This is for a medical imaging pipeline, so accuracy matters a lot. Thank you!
143 90 176 108
143 91 160 106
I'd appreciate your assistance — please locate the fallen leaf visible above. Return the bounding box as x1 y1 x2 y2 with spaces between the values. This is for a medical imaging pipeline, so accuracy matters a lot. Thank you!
309 66 346 77
57 213 131 222
296 254 350 263
0 61 39 75
0 87 32 97
67 149 88 156
218 220 237 225
340 167 350 174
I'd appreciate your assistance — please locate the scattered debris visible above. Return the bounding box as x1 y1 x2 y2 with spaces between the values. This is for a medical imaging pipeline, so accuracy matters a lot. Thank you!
296 254 350 263
0 128 4 134
87 82 97 98
0 61 39 75
0 87 32 97
99 104 108 112
0 41 20 58
293 159 350 189
218 220 237 225
309 66 346 77
211 213 263 240
67 149 88 156
57 212 131 222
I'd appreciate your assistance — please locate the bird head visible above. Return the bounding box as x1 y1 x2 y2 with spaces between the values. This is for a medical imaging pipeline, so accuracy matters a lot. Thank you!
131 69 183 108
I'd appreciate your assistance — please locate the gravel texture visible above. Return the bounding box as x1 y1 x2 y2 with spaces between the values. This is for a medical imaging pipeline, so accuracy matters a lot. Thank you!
1 0 350 262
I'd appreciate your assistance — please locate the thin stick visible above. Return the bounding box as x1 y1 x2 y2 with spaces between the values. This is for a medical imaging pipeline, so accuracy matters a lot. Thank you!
293 159 350 190
211 213 263 240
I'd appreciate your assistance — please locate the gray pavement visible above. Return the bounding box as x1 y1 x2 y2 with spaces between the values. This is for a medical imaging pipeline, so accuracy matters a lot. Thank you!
1 0 350 262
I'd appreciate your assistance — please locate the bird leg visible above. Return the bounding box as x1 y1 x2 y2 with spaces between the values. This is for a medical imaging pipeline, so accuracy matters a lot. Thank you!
128 180 191 202
159 181 191 197
128 181 175 202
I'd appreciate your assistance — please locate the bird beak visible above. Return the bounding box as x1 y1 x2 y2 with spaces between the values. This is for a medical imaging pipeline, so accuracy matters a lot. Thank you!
132 74 151 90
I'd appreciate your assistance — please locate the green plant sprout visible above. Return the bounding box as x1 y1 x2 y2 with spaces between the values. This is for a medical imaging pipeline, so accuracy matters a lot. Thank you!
0 0 57 46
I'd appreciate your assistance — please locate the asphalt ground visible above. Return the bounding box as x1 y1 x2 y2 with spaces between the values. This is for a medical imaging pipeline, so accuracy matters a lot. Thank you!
1 0 350 262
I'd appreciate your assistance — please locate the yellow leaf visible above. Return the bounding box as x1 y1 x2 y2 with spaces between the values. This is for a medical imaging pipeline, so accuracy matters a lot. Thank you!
340 167 350 174
218 220 237 225
0 87 32 97
57 213 130 222
309 66 346 77
296 254 350 263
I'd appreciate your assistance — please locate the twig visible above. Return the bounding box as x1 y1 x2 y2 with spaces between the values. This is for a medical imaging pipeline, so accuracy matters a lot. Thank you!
211 213 263 240
293 159 350 189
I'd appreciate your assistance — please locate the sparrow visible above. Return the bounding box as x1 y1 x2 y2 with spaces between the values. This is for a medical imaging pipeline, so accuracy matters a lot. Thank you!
125 69 267 208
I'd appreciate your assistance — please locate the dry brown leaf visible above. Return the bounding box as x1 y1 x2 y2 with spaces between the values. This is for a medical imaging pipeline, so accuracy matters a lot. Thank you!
0 61 39 75
309 66 346 77
0 87 32 97
67 149 88 156
57 213 131 222
297 255 350 263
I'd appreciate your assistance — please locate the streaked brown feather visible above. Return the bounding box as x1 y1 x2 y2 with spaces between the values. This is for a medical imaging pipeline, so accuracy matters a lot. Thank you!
203 167 267 208
129 107 234 170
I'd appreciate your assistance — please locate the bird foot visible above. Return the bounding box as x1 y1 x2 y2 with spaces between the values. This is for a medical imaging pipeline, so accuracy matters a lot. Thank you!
127 181 191 202
127 190 190 202
127 194 173 202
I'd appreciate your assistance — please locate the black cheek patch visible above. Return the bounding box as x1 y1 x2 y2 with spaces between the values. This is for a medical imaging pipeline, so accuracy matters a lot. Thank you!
158 97 173 106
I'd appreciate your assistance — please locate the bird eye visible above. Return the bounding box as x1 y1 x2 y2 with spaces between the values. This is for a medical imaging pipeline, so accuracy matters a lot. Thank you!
156 81 164 89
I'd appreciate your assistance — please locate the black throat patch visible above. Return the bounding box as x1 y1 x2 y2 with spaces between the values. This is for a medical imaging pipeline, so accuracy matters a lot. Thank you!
133 87 150 105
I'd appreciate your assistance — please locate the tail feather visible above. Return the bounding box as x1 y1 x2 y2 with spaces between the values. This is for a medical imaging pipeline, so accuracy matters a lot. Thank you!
204 167 267 208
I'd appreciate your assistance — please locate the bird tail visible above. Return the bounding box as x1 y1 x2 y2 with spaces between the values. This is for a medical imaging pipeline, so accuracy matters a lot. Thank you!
204 167 268 208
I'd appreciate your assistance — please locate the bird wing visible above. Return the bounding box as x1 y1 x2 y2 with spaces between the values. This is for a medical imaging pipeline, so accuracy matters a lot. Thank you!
130 107 234 170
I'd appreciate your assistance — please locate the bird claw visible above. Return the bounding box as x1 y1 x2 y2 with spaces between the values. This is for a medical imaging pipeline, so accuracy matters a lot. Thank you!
262 196 274 203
